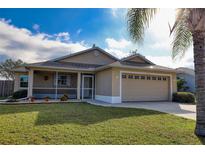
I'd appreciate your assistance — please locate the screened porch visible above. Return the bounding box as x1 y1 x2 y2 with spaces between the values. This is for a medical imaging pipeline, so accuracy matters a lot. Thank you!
32 70 78 99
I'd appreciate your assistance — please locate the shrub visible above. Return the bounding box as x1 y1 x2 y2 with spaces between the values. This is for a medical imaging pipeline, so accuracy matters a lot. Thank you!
60 94 68 101
173 92 196 104
44 96 51 102
12 90 27 99
29 96 35 103
177 77 190 92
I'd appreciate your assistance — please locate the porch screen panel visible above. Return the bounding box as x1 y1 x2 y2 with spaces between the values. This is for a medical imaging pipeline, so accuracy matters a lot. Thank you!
33 89 56 99
57 89 77 99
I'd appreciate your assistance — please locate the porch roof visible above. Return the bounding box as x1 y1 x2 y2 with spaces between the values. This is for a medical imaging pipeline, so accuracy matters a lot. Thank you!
26 61 102 71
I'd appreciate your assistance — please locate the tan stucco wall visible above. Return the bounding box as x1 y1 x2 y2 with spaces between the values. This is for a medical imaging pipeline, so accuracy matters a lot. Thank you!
172 73 177 93
111 68 177 100
95 68 113 96
60 49 116 65
127 56 148 64
111 68 120 96
14 72 28 92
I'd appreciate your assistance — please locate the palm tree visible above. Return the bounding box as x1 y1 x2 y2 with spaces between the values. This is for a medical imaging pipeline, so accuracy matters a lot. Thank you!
127 8 205 136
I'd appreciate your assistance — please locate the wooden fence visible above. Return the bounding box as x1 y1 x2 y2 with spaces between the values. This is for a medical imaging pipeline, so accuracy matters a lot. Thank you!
0 80 14 97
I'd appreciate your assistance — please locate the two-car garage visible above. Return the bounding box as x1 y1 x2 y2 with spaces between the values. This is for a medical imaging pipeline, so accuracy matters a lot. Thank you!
121 72 171 102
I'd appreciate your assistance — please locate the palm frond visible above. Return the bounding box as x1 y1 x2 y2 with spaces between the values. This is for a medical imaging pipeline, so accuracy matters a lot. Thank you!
127 8 157 44
172 10 193 60
169 9 186 36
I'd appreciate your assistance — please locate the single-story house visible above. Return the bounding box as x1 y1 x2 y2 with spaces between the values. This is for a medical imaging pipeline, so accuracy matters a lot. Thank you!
176 67 195 92
14 45 177 103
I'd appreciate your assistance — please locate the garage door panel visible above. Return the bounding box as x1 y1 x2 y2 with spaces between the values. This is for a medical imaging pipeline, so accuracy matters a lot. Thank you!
122 74 169 102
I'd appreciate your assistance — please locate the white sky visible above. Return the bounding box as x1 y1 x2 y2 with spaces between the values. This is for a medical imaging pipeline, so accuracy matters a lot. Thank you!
139 9 193 69
107 8 194 69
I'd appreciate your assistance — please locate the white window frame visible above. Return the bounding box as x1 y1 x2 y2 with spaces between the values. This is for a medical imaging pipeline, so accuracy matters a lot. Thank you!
82 75 94 100
57 74 71 87
19 75 28 88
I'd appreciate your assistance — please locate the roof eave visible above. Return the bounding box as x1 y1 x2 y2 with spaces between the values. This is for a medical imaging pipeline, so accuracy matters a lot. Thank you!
12 66 29 73
26 65 96 72
13 70 28 73
20 63 176 74
95 64 176 73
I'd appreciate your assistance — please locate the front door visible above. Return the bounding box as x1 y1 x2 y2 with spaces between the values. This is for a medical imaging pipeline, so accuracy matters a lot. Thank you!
82 75 94 99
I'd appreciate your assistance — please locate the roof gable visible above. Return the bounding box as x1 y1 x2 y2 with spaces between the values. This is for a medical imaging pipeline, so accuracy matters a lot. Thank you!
52 47 118 65
121 54 154 65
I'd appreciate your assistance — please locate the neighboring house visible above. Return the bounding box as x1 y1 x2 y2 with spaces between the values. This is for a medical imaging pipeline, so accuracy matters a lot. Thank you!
14 45 177 103
176 67 195 92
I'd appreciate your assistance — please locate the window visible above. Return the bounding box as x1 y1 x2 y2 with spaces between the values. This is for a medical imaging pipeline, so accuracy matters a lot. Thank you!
163 77 167 81
147 76 151 80
135 75 139 79
58 75 69 86
122 74 127 79
20 75 28 87
158 76 162 80
141 76 145 80
128 75 133 79
152 76 156 80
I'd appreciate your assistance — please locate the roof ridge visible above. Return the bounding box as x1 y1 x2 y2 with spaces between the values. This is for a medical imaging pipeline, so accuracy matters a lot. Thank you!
50 46 119 62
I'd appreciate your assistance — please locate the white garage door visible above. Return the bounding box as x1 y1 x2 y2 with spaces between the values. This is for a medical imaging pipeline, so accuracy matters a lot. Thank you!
122 73 170 102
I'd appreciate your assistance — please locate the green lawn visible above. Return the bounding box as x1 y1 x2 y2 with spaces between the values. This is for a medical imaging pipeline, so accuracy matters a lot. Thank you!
0 102 204 144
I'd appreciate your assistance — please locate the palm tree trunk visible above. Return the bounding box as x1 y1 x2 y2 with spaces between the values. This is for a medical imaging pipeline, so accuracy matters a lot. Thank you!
194 31 205 136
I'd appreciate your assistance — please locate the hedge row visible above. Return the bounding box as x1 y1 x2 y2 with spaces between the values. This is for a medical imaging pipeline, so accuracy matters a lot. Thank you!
172 92 195 104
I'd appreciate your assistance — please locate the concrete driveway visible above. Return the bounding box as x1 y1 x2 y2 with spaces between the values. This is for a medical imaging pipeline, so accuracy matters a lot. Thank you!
88 100 196 120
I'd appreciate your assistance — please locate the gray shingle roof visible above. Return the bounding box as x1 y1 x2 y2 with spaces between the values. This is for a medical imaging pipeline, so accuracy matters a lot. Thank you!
27 61 102 70
25 59 175 72
120 61 174 71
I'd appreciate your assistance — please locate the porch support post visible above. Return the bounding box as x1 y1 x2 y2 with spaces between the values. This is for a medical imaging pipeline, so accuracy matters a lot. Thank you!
27 69 33 98
77 72 81 100
55 71 58 100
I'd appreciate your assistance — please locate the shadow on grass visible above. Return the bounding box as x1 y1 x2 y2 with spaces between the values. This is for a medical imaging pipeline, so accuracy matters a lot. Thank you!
0 102 165 126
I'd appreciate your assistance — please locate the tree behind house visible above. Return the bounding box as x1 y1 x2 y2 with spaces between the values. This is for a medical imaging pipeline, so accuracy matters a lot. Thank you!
0 59 24 80
177 77 190 92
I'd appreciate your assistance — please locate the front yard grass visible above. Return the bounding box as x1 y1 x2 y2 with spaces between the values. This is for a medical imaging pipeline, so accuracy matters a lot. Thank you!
0 102 204 144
